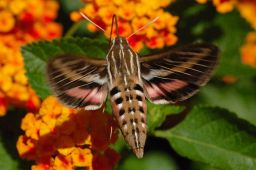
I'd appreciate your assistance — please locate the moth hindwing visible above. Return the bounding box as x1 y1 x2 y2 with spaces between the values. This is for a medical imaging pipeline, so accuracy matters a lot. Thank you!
46 38 219 158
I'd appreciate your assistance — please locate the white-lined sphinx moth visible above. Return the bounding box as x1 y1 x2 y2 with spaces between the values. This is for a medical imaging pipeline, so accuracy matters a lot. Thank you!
46 16 219 158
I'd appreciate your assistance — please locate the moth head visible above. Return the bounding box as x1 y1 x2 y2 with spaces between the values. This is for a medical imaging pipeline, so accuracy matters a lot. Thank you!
110 37 129 46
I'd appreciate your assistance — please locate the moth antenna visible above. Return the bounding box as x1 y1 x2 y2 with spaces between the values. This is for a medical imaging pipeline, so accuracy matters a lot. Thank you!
80 12 105 32
126 16 160 40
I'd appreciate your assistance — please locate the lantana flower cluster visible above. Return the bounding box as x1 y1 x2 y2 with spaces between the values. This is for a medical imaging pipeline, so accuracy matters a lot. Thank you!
197 0 256 70
0 0 62 116
237 1 256 30
196 0 256 29
17 96 120 170
240 32 256 68
196 0 236 13
70 0 178 52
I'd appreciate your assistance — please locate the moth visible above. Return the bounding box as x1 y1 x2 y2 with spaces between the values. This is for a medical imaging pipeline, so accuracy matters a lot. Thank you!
46 14 219 158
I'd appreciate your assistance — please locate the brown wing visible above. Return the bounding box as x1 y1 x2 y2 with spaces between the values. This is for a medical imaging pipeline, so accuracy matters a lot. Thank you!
140 44 219 104
46 54 108 110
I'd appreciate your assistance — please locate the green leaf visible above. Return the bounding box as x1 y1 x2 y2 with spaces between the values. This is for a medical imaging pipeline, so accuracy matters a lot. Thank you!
117 151 178 170
190 162 220 170
197 79 256 126
147 102 184 133
60 0 84 13
155 106 256 170
21 37 108 99
0 109 32 170
0 134 19 170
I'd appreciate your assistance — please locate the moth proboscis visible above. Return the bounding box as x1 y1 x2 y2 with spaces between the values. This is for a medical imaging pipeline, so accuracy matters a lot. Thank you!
46 14 219 158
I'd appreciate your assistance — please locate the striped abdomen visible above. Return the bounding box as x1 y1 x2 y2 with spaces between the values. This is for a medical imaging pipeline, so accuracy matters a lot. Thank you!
109 79 147 158
107 37 147 158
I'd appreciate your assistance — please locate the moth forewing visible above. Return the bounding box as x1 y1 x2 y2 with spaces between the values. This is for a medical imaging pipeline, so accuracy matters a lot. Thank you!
46 54 109 109
140 43 219 104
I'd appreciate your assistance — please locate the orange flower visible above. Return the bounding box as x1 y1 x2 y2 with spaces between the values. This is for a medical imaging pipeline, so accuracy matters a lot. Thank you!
213 0 235 13
0 0 62 116
71 148 92 167
53 155 73 170
146 36 165 48
197 0 256 29
70 0 178 52
0 10 15 32
196 0 235 13
17 96 120 169
237 1 256 30
222 75 238 84
196 0 208 3
117 2 136 20
93 148 121 170
240 32 256 68
0 92 7 116
17 136 36 160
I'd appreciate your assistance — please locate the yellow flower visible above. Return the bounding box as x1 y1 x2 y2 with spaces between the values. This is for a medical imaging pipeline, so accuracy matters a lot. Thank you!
32 159 54 170
0 10 15 33
0 1 7 8
117 3 136 20
222 75 237 84
9 0 26 15
17 136 36 160
96 0 112 6
196 0 208 4
21 113 40 140
0 92 7 116
196 0 235 13
17 96 120 169
237 1 256 30
71 0 178 52
213 0 235 13
53 155 73 170
240 32 256 68
197 0 256 29
81 4 97 19
165 33 178 46
132 17 151 35
0 0 62 116
70 11 82 22
98 5 117 25
71 148 92 167
146 36 165 48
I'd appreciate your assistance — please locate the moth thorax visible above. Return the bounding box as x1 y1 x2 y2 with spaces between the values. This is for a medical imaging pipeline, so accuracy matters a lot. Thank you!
111 37 129 47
